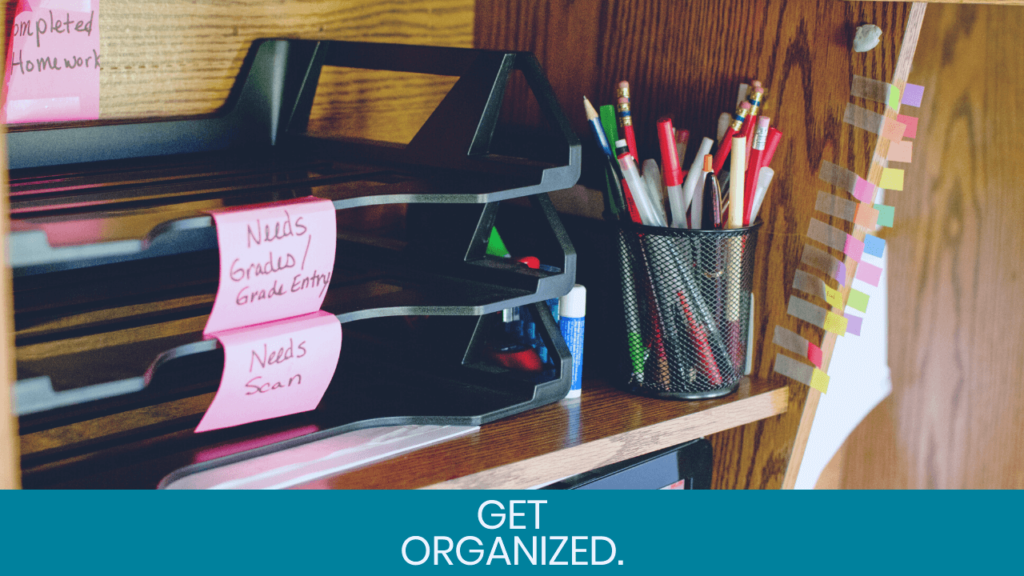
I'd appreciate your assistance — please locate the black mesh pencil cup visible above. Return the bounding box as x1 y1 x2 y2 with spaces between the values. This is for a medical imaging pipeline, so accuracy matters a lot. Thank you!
615 221 760 399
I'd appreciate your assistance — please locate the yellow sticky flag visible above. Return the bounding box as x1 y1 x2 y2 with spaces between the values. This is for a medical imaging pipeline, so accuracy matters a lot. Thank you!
823 311 848 336
880 168 904 191
810 369 830 393
825 285 844 309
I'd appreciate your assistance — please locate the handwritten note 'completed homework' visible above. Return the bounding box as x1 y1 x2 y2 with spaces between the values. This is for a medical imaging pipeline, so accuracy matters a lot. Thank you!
196 311 343 433
2 0 100 123
204 197 337 335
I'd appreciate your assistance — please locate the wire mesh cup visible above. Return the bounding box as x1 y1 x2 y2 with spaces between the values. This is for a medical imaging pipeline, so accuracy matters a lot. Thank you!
615 221 760 399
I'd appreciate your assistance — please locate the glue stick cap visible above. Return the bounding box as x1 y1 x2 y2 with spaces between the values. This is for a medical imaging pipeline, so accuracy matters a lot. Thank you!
559 284 587 319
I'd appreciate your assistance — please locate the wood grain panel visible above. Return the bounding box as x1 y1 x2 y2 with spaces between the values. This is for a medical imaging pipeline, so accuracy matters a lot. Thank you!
476 0 912 489
3 0 472 137
839 3 1024 489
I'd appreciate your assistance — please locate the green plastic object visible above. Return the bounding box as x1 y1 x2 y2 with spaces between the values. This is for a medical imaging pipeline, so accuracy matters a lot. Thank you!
600 104 619 148
486 227 511 257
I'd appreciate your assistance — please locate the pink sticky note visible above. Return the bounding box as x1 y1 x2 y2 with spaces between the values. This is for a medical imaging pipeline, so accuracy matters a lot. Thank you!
856 262 883 287
834 261 847 285
807 342 823 369
882 117 907 142
888 140 913 163
196 311 343 433
898 114 919 139
3 0 100 123
853 176 875 203
205 197 337 335
902 83 924 107
844 234 864 262
845 313 863 336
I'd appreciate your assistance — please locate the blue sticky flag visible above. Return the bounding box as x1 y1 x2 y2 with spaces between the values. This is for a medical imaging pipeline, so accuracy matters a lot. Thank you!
864 234 886 258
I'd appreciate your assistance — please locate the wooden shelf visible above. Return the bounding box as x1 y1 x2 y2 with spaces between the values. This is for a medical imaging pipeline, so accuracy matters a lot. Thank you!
292 377 788 490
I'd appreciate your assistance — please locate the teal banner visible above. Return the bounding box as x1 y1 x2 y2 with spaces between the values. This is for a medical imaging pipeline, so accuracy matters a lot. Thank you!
0 491 1018 574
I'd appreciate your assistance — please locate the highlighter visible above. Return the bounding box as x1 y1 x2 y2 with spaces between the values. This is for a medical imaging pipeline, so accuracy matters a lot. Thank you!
657 117 686 228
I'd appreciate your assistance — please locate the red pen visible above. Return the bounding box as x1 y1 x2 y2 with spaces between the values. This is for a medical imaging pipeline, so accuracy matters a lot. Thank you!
744 117 771 225
712 101 751 174
762 127 783 168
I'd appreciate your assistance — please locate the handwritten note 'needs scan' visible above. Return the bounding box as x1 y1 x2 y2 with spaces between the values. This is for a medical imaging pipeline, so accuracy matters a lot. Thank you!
204 197 337 336
3 0 100 123
196 311 343 433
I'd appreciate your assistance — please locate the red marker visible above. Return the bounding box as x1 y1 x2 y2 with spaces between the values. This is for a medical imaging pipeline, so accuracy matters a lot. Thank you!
744 117 771 225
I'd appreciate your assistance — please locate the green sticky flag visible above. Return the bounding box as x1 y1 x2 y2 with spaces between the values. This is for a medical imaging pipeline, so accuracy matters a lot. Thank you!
486 227 510 257
887 85 901 111
847 289 870 313
873 204 895 227
600 104 619 147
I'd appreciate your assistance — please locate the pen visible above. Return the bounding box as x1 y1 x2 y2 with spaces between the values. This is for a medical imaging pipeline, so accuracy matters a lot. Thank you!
641 158 668 227
675 128 690 171
619 152 666 227
679 137 714 228
657 117 686 228
701 154 723 229
744 117 770 226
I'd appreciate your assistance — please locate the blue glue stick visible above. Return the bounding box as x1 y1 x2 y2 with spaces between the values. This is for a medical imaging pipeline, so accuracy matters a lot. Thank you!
559 284 586 399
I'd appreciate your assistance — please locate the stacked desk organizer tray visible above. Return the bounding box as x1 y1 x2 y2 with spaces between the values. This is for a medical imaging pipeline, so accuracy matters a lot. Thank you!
8 39 580 488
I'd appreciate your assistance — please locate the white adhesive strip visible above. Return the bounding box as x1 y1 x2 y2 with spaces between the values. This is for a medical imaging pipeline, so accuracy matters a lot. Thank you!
773 325 810 358
815 190 858 222
793 270 828 301
788 295 828 328
843 102 886 135
818 160 860 193
850 75 893 104
800 244 843 277
807 218 848 253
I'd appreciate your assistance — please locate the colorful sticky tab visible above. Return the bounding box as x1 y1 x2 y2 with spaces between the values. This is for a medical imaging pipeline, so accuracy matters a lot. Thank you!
856 262 883 287
844 234 864 262
880 168 905 191
847 289 870 313
834 261 848 285
845 313 863 336
898 114 919 139
2 0 101 123
204 197 338 335
882 117 907 142
855 203 880 229
807 342 823 369
824 285 844 309
887 85 901 110
854 177 876 203
810 369 830 393
902 83 925 107
196 311 343 433
864 234 886 257
823 311 848 336
874 204 895 227
888 141 913 163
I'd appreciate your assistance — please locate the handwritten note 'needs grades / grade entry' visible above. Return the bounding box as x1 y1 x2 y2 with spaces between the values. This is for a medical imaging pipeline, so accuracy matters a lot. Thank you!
196 311 343 433
205 197 337 336
3 0 100 123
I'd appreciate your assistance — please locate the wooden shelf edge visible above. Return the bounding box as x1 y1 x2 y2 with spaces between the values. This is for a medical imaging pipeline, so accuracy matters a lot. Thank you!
424 383 789 490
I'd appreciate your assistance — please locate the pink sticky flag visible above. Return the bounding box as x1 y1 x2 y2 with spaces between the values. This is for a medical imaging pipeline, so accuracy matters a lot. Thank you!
3 0 101 123
898 114 919 139
845 313 863 336
853 176 875 203
196 311 342 433
834 261 848 285
881 117 907 142
807 342 823 369
844 234 864 262
204 196 337 336
902 83 924 107
888 141 913 163
856 261 883 287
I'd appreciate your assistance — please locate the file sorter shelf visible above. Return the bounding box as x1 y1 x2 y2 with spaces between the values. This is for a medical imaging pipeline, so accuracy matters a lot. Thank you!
10 39 581 486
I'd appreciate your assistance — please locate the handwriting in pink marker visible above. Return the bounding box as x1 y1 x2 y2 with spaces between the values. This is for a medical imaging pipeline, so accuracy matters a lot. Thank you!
196 311 343 433
2 0 101 123
204 196 337 336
